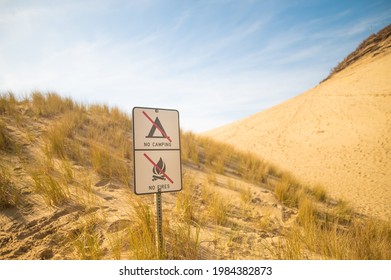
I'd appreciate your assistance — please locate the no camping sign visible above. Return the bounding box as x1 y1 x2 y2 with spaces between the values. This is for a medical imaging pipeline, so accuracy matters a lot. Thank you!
132 107 182 195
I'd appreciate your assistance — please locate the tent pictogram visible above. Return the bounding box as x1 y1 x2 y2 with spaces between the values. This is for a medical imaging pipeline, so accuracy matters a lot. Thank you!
142 111 172 142
146 117 167 138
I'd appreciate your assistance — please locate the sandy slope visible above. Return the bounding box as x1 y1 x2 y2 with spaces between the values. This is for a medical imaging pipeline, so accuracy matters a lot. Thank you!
0 102 298 259
206 39 391 220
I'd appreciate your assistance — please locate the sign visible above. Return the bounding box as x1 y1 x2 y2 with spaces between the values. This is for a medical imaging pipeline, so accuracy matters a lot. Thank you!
132 107 182 195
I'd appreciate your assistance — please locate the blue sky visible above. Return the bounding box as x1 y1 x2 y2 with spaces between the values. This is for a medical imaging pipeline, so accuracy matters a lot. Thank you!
1 0 390 132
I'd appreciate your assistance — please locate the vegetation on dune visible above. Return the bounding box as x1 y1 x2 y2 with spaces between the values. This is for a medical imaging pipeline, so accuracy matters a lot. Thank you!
0 121 11 151
0 167 20 209
180 121 391 260
324 23 391 81
1 91 391 260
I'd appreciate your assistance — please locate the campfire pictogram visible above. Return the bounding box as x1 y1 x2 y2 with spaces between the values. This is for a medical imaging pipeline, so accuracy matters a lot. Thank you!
152 157 166 181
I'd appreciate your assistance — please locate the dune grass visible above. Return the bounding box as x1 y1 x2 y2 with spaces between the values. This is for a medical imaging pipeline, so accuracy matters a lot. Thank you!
103 193 202 260
90 143 131 185
176 173 198 224
0 167 20 209
192 136 391 260
35 94 132 186
126 198 157 259
186 134 282 186
181 131 199 164
0 118 18 153
70 213 105 260
31 91 76 117
278 212 391 259
0 121 11 152
270 172 391 259
1 91 391 260
165 221 201 259
0 92 18 116
274 174 303 208
31 172 70 207
200 178 230 226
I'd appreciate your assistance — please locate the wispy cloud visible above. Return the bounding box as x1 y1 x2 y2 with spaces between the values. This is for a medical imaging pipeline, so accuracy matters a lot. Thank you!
1 0 390 132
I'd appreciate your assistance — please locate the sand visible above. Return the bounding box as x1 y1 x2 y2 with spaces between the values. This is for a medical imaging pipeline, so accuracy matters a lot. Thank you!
205 40 391 220
1 29 390 260
0 102 298 259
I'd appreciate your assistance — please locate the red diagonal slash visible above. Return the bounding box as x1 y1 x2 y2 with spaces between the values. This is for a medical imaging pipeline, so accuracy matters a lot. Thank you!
143 153 174 184
142 111 172 142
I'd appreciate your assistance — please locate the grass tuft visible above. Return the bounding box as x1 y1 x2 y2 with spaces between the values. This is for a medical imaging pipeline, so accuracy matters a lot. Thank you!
71 214 105 260
31 92 75 117
0 167 20 209
165 222 201 259
32 172 69 206
0 121 15 152
125 199 157 259
0 92 18 115
176 173 198 224
312 185 327 202
201 180 229 226
274 175 302 208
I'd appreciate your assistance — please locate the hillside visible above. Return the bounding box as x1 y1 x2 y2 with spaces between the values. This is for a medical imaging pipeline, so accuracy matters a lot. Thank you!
0 93 302 259
1 93 391 260
205 24 391 220
326 24 391 80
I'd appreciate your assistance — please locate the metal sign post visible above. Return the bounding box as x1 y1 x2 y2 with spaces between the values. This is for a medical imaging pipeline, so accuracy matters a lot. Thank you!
132 107 182 259
155 192 163 259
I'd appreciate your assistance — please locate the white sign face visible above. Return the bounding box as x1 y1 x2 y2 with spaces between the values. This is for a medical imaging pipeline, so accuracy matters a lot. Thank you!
132 107 182 195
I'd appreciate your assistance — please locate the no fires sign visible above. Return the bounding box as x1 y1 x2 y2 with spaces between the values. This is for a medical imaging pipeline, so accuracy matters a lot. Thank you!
132 107 182 195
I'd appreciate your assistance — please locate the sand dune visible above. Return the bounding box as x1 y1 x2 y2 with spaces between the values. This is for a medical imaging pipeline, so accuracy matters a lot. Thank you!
1 26 391 260
1 95 301 259
206 27 391 220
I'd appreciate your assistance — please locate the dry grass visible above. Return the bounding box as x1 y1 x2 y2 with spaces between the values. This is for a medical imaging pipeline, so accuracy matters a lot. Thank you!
196 136 281 185
240 186 252 203
274 175 302 208
31 91 76 117
181 131 199 163
311 185 327 202
106 193 203 260
272 174 391 259
165 221 201 259
60 159 74 184
201 179 229 226
1 91 391 260
0 119 19 153
0 92 18 116
33 93 132 186
0 121 11 151
126 198 157 259
31 172 70 206
47 109 85 147
180 133 391 260
90 143 130 185
29 142 71 207
238 152 267 184
0 167 20 209
326 24 391 80
257 209 273 231
280 214 391 259
176 173 198 224
70 214 105 260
